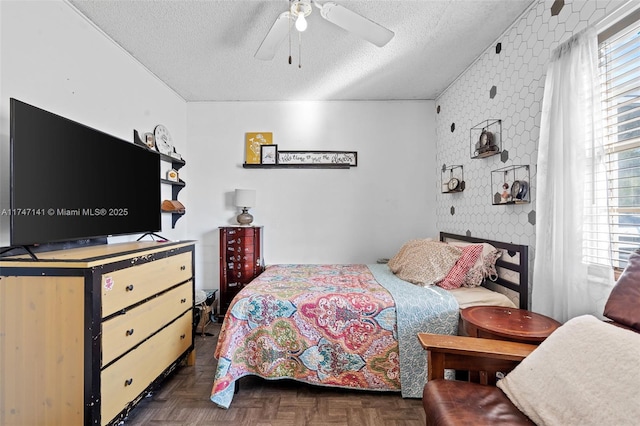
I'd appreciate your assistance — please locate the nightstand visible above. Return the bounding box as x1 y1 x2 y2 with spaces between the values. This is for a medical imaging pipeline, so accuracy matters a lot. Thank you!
461 306 561 344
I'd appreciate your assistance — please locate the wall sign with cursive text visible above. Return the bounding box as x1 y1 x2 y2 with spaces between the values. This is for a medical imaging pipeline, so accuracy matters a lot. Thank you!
277 151 357 167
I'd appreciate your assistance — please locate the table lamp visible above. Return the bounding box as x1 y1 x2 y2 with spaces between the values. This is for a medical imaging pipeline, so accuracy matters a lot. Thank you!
234 189 256 226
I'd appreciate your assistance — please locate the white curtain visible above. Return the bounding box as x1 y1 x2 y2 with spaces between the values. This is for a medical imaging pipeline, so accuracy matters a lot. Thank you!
532 27 615 323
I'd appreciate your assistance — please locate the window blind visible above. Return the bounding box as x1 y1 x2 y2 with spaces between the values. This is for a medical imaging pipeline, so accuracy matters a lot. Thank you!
595 16 640 270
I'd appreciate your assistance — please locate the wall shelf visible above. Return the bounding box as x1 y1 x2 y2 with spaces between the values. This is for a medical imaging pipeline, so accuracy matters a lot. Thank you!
491 165 530 205
157 149 186 229
471 119 502 159
160 154 186 229
242 163 350 169
441 164 465 193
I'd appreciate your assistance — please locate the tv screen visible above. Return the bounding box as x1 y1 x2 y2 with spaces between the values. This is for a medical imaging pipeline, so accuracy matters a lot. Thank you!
10 98 161 246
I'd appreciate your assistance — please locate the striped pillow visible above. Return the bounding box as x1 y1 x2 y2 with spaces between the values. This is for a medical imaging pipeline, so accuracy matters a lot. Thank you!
437 244 484 290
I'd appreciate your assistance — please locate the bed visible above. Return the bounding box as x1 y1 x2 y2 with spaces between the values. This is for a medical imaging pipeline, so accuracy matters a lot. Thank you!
210 232 528 408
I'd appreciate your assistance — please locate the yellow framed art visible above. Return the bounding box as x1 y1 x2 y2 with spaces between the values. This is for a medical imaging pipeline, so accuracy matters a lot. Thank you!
245 132 273 164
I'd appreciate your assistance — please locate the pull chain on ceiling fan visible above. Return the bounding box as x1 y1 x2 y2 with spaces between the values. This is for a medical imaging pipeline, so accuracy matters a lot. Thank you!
255 0 395 65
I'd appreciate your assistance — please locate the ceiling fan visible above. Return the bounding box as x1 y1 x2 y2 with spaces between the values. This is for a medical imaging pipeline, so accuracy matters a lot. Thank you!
255 0 395 61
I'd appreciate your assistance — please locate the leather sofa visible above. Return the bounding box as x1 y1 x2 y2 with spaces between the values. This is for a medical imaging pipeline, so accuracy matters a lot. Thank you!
419 250 640 426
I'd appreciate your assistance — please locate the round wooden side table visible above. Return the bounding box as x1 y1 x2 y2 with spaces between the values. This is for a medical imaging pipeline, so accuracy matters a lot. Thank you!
461 306 561 344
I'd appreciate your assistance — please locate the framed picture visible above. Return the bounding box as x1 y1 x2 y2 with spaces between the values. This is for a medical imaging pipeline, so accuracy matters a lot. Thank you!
245 132 273 164
277 150 357 166
261 144 278 164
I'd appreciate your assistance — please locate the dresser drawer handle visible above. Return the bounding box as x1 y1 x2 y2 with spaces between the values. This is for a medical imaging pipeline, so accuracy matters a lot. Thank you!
180 265 186 271
124 378 133 386
180 334 186 340
180 298 187 303
126 329 134 336
126 284 134 292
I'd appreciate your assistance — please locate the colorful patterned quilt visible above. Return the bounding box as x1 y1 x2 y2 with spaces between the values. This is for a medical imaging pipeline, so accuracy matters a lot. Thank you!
210 264 459 408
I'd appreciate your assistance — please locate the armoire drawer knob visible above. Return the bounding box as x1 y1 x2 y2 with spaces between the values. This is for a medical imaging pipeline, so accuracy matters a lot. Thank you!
180 265 186 271
180 298 187 303
124 378 133 386
125 284 134 292
125 329 134 336
180 334 186 340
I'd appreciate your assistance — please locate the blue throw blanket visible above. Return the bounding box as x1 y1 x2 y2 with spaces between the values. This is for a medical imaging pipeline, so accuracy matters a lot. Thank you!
367 264 459 397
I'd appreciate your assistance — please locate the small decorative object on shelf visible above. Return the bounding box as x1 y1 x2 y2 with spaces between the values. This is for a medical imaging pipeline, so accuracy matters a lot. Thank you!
246 132 273 164
471 119 501 158
154 124 174 155
441 164 465 193
133 129 154 149
161 199 185 213
167 169 179 182
144 132 155 149
261 144 278 164
491 165 530 205
134 128 183 160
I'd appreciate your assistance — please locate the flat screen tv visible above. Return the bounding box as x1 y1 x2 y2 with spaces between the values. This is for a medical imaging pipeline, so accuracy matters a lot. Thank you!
9 98 161 247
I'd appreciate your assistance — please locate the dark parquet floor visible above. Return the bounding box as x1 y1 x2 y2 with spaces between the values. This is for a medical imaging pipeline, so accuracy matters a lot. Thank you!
122 322 427 426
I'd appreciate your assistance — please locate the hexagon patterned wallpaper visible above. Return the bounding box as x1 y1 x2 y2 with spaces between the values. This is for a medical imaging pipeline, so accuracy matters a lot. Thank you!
435 0 627 301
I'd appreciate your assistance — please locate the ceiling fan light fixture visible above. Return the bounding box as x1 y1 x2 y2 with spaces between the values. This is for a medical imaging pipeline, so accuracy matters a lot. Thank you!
291 0 312 32
255 0 394 61
295 13 308 31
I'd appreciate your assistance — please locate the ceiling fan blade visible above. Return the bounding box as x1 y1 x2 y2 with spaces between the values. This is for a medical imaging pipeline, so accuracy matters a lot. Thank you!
320 2 394 47
255 11 291 61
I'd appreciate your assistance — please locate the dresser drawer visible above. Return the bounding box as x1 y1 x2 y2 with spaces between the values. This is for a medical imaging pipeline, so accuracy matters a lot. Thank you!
102 252 192 317
226 240 255 254
101 281 193 366
225 227 255 237
227 265 258 281
227 253 257 263
100 310 192 425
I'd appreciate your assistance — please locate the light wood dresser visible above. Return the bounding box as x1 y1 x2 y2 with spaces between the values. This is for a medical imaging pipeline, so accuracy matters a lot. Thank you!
0 240 195 426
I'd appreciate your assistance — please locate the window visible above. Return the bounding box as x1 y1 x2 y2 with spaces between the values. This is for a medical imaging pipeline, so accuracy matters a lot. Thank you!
596 11 640 271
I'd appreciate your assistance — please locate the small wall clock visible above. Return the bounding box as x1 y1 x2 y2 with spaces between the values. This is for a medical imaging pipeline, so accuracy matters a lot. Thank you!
154 124 173 155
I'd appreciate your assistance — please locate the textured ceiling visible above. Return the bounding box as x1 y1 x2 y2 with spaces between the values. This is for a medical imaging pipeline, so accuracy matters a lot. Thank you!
68 0 535 101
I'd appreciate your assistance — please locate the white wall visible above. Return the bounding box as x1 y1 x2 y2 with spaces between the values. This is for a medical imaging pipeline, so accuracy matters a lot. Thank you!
187 101 437 290
0 2 438 294
0 0 188 245
0 1 438 293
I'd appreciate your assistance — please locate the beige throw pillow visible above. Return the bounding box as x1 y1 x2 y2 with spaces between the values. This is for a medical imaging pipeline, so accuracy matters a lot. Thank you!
388 239 462 286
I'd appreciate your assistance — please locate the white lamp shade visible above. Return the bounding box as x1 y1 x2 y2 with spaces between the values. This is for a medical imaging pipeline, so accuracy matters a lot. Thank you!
235 189 256 208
